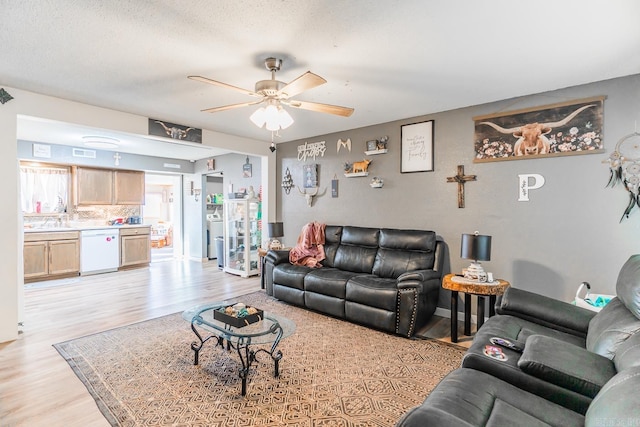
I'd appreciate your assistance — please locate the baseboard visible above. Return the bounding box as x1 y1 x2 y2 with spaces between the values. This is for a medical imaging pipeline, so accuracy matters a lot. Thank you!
434 307 478 325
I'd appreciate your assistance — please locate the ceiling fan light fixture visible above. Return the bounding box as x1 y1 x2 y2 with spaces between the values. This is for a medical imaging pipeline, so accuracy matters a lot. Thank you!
250 102 294 131
249 107 267 128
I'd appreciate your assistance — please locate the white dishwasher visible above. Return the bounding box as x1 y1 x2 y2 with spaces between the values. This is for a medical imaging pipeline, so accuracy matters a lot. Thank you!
80 229 120 275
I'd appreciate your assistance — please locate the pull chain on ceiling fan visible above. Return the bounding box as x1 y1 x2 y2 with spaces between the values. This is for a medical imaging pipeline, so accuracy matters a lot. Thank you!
188 57 354 133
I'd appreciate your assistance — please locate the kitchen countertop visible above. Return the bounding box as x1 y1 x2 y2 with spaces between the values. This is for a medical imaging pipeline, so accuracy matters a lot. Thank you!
24 224 151 233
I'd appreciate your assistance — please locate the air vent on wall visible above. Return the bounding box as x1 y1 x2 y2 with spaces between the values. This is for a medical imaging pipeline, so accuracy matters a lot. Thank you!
72 148 97 158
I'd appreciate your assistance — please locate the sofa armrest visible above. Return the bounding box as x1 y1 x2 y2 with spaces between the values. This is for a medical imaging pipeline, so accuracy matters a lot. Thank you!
497 287 596 337
518 334 616 398
265 249 291 266
398 269 442 285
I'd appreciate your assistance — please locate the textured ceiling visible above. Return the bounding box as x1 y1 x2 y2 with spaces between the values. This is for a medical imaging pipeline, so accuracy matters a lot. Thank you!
2 0 640 159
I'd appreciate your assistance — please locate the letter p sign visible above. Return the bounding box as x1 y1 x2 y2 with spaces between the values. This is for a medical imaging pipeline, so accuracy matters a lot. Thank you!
518 174 545 202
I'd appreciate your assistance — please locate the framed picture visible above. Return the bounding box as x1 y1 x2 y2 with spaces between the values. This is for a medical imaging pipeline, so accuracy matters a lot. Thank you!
303 164 318 188
366 140 378 151
473 96 605 162
401 120 434 173
243 156 252 178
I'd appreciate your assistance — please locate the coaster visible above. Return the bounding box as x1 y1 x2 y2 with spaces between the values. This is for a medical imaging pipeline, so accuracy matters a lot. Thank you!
483 345 508 361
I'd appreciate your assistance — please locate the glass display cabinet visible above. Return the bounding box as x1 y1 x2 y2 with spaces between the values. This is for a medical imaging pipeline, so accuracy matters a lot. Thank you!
223 198 261 277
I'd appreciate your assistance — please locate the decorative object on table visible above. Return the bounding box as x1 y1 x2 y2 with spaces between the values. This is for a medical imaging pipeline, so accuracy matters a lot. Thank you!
370 177 384 188
460 231 492 282
573 282 613 312
365 136 389 155
473 96 604 162
149 118 202 142
213 303 264 328
281 167 293 194
344 159 371 177
0 88 14 104
331 176 339 197
296 186 325 207
188 57 353 135
298 140 327 162
267 222 284 249
303 163 318 188
518 173 546 202
337 138 351 153
603 130 640 221
243 156 252 178
401 120 434 173
244 185 256 199
446 165 476 208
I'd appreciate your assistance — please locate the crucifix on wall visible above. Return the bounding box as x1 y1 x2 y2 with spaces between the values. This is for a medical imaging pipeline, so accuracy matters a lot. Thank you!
446 165 476 208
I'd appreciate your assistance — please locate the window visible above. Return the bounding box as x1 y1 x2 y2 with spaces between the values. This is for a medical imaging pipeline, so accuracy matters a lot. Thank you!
20 164 70 214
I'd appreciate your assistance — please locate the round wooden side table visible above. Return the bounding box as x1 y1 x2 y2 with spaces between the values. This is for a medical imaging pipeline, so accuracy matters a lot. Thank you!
442 273 510 343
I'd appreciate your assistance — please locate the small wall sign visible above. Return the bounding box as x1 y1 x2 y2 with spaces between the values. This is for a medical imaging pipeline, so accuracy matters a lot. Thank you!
518 174 545 201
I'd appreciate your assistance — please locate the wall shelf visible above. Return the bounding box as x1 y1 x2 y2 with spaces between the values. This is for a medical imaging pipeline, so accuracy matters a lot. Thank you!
364 149 388 156
344 172 369 178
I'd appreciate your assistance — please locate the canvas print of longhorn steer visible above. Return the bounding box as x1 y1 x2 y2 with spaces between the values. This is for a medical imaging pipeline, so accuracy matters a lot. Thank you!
473 98 604 162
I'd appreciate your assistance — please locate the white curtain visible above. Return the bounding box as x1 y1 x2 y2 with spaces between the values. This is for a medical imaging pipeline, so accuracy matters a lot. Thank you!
20 166 69 213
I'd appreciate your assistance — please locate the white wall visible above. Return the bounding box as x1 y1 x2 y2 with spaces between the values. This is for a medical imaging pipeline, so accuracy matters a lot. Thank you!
0 87 270 343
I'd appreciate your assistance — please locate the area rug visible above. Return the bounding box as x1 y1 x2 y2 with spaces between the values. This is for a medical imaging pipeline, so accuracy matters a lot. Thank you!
54 291 465 426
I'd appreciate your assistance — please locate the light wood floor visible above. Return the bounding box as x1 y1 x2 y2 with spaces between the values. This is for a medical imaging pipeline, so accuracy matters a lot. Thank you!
0 259 469 426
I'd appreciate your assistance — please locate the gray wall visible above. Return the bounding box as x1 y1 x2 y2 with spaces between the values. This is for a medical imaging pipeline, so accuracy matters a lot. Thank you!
276 74 640 310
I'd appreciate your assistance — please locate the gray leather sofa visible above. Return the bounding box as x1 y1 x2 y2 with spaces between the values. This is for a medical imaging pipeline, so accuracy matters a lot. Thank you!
264 225 444 337
396 254 640 426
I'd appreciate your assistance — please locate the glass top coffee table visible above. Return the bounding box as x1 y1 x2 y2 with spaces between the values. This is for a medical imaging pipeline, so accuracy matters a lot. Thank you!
182 302 296 396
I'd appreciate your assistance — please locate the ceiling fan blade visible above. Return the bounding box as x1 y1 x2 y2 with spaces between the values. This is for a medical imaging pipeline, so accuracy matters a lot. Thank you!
201 100 263 113
188 75 260 98
287 100 354 117
277 72 327 98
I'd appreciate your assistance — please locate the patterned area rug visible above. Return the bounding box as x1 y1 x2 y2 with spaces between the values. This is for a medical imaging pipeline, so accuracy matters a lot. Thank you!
54 291 465 426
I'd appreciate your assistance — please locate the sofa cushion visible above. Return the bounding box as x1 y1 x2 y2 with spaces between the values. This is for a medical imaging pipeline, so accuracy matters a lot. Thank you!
304 268 359 299
273 264 312 290
371 229 436 279
395 368 584 427
333 227 379 273
346 275 398 311
322 225 342 268
616 254 640 320
517 335 616 398
613 329 640 372
586 297 640 358
585 365 640 426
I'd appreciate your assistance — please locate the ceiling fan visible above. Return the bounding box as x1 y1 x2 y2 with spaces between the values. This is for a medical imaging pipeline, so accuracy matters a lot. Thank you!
188 57 354 131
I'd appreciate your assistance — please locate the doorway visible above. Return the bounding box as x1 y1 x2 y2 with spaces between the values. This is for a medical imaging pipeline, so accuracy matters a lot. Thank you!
144 173 183 262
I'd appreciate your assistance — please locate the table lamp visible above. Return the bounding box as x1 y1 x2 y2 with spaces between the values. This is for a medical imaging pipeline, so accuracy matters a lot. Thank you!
461 231 491 282
267 222 284 250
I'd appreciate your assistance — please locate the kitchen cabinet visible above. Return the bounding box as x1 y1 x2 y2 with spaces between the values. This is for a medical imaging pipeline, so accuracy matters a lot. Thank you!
74 167 113 205
224 198 260 277
114 170 145 204
24 231 80 281
73 167 145 206
120 226 151 267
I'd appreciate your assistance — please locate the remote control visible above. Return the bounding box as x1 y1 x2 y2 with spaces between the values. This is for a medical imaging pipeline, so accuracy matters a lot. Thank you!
490 337 524 352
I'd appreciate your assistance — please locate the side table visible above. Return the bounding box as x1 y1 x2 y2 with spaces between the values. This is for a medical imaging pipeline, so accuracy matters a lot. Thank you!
442 273 510 343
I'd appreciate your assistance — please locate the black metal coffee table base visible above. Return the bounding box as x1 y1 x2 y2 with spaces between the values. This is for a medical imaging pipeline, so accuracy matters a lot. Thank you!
190 316 285 396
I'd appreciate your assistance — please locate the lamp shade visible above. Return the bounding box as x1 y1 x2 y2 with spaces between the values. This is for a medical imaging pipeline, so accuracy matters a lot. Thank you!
267 222 284 238
460 233 491 261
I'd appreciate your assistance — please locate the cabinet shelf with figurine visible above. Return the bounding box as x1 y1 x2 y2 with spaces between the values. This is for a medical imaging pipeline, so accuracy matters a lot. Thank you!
223 198 261 277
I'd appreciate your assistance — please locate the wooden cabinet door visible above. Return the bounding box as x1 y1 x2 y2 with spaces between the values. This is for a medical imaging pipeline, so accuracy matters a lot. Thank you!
48 239 80 275
24 241 48 279
75 167 113 205
114 170 145 205
120 235 151 267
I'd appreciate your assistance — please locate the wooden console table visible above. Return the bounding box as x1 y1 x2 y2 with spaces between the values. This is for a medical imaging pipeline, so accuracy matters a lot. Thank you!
442 273 510 343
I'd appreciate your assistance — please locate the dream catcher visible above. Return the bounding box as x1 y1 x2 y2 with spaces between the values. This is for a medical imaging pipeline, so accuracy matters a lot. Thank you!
604 131 640 221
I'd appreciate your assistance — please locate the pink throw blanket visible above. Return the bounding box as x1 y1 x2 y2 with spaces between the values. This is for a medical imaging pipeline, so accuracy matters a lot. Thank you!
289 222 326 268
